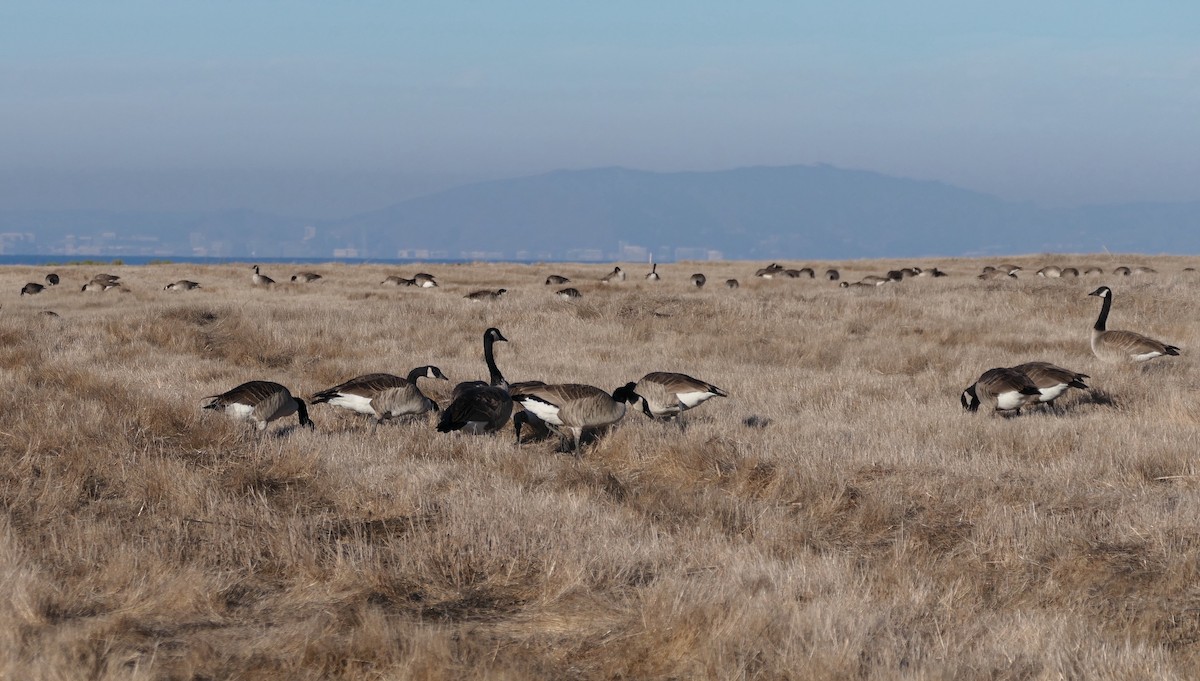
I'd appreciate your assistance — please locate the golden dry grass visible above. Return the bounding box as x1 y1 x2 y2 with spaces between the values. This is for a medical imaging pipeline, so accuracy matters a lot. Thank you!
1 255 1198 679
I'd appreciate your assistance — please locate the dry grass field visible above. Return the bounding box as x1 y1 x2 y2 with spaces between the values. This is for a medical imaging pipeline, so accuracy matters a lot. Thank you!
1 255 1199 679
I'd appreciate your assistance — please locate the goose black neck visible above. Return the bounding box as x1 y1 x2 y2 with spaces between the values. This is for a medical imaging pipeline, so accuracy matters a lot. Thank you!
1094 292 1111 331
406 366 427 383
484 335 505 387
296 400 312 427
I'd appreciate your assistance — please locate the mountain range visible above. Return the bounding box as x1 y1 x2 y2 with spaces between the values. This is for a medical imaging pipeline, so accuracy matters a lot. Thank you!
1 165 1196 260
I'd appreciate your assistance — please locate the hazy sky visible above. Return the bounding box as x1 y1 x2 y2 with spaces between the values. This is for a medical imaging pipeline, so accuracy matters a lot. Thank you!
3 2 1199 215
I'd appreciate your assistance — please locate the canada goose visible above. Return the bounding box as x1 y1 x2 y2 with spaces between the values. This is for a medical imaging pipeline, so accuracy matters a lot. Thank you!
600 266 625 284
380 275 416 286
164 280 201 291
92 273 120 283
437 328 513 434
978 270 1017 281
633 371 728 424
44 273 60 286
859 275 890 286
886 270 904 282
311 366 447 429
1112 267 1131 276
465 288 506 301
998 264 1022 275
413 273 438 288
511 382 641 452
510 380 550 445
754 263 785 278
896 267 921 279
545 275 570 285
981 266 997 274
1132 266 1157 275
783 268 815 279
824 269 840 281
1084 267 1103 275
20 283 44 296
203 381 314 432
251 265 275 286
645 263 660 281
81 280 121 292
1061 268 1079 277
725 279 739 289
556 287 582 300
839 281 874 289
690 273 706 288
917 267 947 278
290 272 322 283
1088 286 1180 363
1010 362 1089 406
1185 267 1197 273
961 368 1042 414
1037 266 1062 278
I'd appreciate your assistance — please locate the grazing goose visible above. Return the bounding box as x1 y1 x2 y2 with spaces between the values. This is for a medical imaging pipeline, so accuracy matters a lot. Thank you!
413 273 438 288
556 287 582 300
511 382 641 452
978 270 1017 281
311 366 447 429
633 371 728 424
1112 266 1131 276
203 381 314 432
437 328 513 434
645 263 660 281
725 279 739 289
1084 267 1103 275
1088 286 1180 363
961 368 1042 414
981 266 997 275
92 273 120 283
545 274 570 285
754 263 785 278
44 273 60 286
600 266 625 284
1037 266 1062 278
690 273 706 288
381 275 416 286
918 267 948 278
465 288 506 301
1061 267 1079 277
291 272 322 283
998 264 1022 275
251 265 275 286
20 283 44 296
839 281 874 289
857 275 891 286
1010 362 1089 406
509 380 549 444
81 279 121 292
824 269 840 281
164 280 201 291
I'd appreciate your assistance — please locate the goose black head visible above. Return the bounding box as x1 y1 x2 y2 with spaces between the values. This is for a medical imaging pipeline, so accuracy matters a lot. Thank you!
960 384 980 412
485 327 508 343
1088 286 1111 298
612 382 641 404
296 400 315 429
427 366 448 380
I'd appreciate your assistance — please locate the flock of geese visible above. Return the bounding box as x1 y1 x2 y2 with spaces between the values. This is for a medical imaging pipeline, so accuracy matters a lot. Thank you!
961 286 1181 415
203 327 728 453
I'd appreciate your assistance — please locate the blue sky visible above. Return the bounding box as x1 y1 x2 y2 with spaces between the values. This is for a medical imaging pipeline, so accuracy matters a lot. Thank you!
2 2 1199 214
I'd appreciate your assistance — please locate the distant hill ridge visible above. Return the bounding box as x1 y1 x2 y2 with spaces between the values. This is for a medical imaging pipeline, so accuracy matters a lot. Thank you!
3 164 1199 259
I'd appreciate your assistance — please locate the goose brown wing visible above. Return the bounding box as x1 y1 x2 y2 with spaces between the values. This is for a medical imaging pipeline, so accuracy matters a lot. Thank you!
207 380 287 407
1103 330 1178 357
317 373 408 399
1011 362 1089 389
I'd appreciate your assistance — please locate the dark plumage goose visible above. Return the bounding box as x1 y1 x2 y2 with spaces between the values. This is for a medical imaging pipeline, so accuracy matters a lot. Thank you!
251 265 275 286
725 279 739 289
291 272 322 283
1060 267 1079 277
1112 266 1131 276
20 283 44 296
600 266 625 284
311 366 447 428
690 273 706 288
1088 287 1180 363
556 287 582 300
437 328 513 434
646 263 660 281
754 263 785 278
961 368 1042 414
633 371 728 424
824 269 840 281
92 273 120 283
44 273 60 286
81 279 121 292
511 382 641 452
1010 362 1089 405
164 280 201 291
380 275 416 286
465 288 506 301
413 273 438 288
997 264 1021 275
203 381 313 432
545 275 570 285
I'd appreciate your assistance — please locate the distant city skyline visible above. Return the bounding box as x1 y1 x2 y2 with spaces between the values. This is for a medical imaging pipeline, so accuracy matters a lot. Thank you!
3 2 1200 217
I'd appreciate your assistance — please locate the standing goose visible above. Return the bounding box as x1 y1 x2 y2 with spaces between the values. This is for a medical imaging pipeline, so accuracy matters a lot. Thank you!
690 273 707 288
511 382 641 453
437 328 513 434
633 371 728 425
251 265 275 286
961 368 1043 414
1088 287 1180 363
545 274 570 285
203 381 314 432
1010 362 1089 405
646 263 660 281
20 283 44 296
291 272 322 283
311 366 447 429
164 280 201 291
